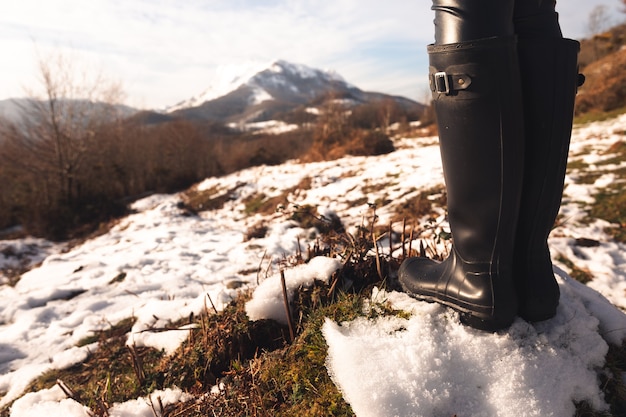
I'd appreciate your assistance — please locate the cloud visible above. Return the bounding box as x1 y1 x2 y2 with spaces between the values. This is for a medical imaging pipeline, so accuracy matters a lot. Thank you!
0 0 432 107
0 0 614 108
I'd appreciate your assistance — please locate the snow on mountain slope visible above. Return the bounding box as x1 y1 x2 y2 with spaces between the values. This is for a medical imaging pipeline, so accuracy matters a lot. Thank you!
164 59 349 113
161 59 424 127
164 61 271 112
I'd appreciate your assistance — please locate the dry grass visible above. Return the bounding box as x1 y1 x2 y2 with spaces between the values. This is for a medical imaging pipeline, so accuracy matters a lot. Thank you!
2 201 625 416
583 136 626 243
4 107 626 414
0 210 410 416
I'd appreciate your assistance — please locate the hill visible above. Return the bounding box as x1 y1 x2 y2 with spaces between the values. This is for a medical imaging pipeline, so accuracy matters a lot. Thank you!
1 110 625 416
576 22 626 116
0 59 427 241
165 60 425 129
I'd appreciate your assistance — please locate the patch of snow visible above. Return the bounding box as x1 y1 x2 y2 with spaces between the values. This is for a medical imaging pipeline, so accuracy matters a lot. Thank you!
323 282 611 417
165 59 349 112
228 119 299 134
108 388 192 416
164 60 270 112
245 256 341 324
273 59 347 84
248 86 273 105
1 113 626 416
10 385 91 417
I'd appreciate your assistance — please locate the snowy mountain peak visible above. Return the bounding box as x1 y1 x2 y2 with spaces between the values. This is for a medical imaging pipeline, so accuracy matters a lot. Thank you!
165 60 349 113
267 59 346 84
164 61 268 112
162 59 423 127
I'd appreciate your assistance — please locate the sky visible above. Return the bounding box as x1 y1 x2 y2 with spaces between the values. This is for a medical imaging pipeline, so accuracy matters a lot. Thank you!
2 111 626 415
1 0 623 110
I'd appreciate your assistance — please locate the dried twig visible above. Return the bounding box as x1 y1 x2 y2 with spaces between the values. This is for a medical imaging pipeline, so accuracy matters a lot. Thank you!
206 292 219 315
57 378 78 401
148 394 165 417
256 249 267 285
327 271 339 298
58 379 98 416
95 398 110 417
388 221 393 257
401 218 407 260
388 221 393 277
280 269 295 342
127 343 145 386
372 230 383 281
296 236 303 263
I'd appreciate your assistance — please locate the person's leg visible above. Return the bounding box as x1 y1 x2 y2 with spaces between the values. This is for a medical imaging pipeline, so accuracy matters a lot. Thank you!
512 0 581 321
398 0 524 330
513 0 562 38
432 0 514 44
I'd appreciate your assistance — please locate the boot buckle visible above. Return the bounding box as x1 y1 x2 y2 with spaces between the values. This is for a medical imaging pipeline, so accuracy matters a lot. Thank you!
433 72 451 95
430 69 473 94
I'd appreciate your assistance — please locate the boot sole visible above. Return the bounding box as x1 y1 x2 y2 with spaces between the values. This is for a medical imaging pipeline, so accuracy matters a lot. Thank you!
400 283 515 332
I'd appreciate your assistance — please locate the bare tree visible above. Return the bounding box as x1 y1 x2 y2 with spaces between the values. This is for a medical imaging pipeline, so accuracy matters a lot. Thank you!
31 53 125 204
315 92 350 147
0 51 126 237
587 5 612 37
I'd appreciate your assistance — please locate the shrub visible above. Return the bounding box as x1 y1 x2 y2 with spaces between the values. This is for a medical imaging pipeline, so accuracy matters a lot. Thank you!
347 130 395 156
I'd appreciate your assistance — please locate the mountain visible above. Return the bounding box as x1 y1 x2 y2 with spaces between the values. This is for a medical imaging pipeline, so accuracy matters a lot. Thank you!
0 98 29 123
1 61 425 134
166 60 425 127
165 60 349 113
0 98 138 127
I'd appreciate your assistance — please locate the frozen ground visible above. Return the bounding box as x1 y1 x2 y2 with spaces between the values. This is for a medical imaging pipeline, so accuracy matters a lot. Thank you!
1 114 626 416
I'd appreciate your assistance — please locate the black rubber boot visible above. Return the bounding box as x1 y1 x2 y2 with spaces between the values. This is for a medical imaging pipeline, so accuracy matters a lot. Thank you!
398 36 525 331
514 37 581 322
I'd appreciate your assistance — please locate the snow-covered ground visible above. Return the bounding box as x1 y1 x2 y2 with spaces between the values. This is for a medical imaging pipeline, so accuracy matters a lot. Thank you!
1 114 626 416
227 119 300 134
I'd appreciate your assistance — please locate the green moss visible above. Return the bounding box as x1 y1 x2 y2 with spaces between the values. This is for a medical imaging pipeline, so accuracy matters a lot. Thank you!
243 193 269 215
567 158 590 172
24 317 165 412
253 292 362 416
180 185 235 213
573 106 626 125
391 184 446 224
584 138 626 242
555 255 594 284
588 188 626 243
76 317 135 348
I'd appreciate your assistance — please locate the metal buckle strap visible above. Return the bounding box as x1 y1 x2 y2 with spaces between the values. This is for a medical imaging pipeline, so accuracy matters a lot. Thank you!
433 72 450 94
430 71 472 95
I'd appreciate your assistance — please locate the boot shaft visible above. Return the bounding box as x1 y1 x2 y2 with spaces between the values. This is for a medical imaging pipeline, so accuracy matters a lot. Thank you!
398 36 527 331
513 38 581 322
516 38 581 249
428 36 524 267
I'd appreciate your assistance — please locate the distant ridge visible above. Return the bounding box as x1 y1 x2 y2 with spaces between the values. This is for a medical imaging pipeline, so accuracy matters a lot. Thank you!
165 60 424 126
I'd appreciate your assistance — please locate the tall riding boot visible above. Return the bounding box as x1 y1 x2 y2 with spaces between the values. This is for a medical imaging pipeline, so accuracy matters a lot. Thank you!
514 38 581 322
399 36 525 331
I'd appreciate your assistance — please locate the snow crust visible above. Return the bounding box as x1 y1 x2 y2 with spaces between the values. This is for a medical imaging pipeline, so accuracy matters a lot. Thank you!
323 281 613 417
245 256 341 323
